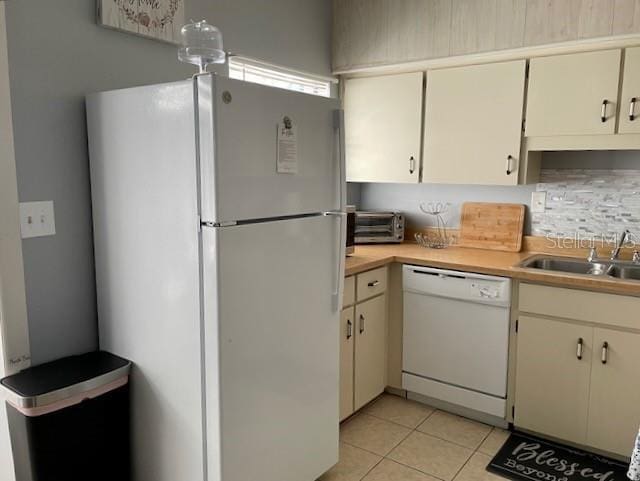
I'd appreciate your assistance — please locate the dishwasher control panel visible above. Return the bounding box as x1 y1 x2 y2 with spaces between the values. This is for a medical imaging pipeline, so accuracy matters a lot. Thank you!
470 281 502 300
403 265 512 307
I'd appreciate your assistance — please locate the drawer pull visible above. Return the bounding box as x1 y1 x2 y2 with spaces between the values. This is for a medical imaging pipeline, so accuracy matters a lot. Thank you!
346 319 352 340
576 338 584 360
601 341 609 364
630 97 637 121
409 156 416 174
359 314 365 334
367 280 380 287
601 99 609 123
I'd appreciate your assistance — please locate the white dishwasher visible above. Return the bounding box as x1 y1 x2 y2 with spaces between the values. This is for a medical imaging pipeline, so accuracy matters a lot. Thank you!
402 265 511 420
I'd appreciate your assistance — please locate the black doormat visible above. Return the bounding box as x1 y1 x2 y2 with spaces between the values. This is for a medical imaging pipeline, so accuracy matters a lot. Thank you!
487 431 630 481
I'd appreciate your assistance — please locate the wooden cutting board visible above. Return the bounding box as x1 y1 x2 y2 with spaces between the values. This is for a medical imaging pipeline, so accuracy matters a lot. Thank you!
458 202 525 252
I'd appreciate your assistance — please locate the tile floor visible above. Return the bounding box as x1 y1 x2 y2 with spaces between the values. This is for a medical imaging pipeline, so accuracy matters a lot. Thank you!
320 394 510 481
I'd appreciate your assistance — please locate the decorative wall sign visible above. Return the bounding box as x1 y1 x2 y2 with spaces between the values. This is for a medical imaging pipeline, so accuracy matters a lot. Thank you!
97 0 185 44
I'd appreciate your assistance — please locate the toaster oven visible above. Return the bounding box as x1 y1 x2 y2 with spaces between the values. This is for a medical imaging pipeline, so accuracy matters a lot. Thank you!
355 211 405 244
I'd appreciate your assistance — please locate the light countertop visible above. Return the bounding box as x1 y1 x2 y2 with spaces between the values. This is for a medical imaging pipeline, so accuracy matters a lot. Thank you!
346 243 640 297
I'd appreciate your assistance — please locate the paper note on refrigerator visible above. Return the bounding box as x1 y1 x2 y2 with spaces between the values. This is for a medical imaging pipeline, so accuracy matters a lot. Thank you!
277 120 298 174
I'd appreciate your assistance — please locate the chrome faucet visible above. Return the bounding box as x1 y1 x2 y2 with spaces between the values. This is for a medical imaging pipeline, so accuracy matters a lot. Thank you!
611 229 631 261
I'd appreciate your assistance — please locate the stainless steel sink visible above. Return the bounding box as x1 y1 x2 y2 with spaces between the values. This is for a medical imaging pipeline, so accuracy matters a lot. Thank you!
520 229 640 281
519 255 610 276
519 254 640 281
608 265 640 280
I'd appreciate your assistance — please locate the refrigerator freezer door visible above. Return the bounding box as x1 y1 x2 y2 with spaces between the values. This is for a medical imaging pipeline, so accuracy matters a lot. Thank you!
196 75 342 223
201 214 341 481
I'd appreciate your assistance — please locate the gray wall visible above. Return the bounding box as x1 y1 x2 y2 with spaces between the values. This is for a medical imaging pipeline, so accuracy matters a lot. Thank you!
5 0 332 365
346 182 361 206
356 151 640 235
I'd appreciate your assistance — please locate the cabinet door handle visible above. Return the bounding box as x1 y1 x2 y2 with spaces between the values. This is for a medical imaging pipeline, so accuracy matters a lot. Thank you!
367 280 379 287
601 100 609 122
630 97 637 121
346 319 352 340
409 156 416 174
506 155 515 175
576 338 584 360
359 314 365 334
601 341 609 364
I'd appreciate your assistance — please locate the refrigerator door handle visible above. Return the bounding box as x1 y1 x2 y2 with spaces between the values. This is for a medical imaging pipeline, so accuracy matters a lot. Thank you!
333 110 346 211
325 211 346 312
328 110 347 312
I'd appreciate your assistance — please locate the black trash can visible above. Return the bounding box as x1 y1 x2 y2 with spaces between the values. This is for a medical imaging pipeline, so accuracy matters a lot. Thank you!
1 351 131 481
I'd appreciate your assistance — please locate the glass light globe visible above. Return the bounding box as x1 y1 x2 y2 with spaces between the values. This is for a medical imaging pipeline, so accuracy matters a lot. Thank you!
178 20 225 73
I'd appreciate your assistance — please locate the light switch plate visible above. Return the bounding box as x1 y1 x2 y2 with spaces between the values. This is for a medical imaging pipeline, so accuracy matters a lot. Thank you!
531 191 546 213
19 201 56 238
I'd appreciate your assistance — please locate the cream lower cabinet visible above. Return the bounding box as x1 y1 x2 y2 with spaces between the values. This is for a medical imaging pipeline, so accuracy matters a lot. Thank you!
422 60 526 185
340 268 387 421
340 307 355 421
515 315 592 445
515 283 640 457
587 328 640 456
354 294 386 411
344 73 423 183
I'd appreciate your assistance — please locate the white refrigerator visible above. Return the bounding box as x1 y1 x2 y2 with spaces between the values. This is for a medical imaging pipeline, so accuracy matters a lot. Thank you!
86 74 345 481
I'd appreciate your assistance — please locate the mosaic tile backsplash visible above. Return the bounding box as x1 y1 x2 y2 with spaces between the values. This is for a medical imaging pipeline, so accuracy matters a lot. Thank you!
533 169 640 240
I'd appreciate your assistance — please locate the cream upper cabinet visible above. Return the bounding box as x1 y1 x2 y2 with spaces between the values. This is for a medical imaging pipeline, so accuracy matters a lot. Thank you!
344 73 423 183
587 328 640 456
340 307 355 421
619 47 640 134
525 50 622 137
422 60 526 185
514 315 593 445
354 294 386 410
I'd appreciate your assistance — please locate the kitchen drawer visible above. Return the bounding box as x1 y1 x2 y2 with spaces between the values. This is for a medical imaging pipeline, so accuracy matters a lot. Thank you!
357 267 387 302
519 283 640 330
343 276 355 307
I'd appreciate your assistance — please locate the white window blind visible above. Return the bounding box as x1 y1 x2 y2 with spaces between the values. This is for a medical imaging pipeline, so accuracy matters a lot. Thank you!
228 56 333 98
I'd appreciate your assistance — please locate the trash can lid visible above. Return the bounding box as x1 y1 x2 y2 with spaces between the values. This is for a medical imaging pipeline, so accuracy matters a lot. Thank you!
1 351 131 415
